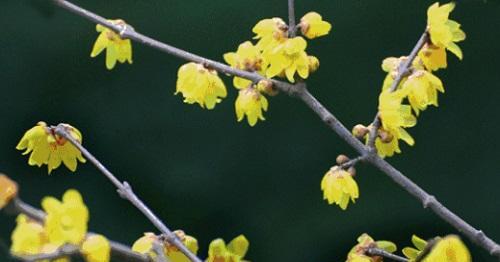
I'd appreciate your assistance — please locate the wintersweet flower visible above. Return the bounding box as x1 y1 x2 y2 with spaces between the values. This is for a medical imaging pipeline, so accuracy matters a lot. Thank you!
253 18 288 51
423 235 471 262
81 235 111 262
132 231 198 262
10 214 45 255
16 122 86 174
207 235 249 262
0 175 17 209
378 91 416 131
90 19 133 70
320 166 359 210
224 41 265 89
266 36 310 82
42 189 89 245
402 235 428 261
299 12 332 39
427 2 466 59
373 127 415 158
347 233 397 262
175 62 227 109
418 43 447 71
402 70 444 115
235 87 268 126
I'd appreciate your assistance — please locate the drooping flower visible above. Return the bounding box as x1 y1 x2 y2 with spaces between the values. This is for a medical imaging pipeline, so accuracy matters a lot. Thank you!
175 62 227 109
224 41 265 89
90 19 133 70
132 231 198 262
320 166 359 210
266 36 310 82
16 122 86 174
346 233 397 262
0 175 18 209
373 127 415 158
252 18 288 51
10 215 45 256
378 91 417 131
235 87 268 126
402 235 428 261
423 235 471 262
207 235 249 262
42 189 89 245
81 235 111 262
402 70 444 115
427 2 466 60
418 43 447 71
299 12 332 39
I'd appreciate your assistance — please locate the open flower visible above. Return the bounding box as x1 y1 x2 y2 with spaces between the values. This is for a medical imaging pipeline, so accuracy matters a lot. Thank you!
224 41 265 89
402 70 444 115
90 19 133 70
299 12 332 39
427 2 466 60
16 122 86 174
378 91 417 131
373 127 415 158
81 235 111 262
132 231 198 262
266 36 310 82
42 189 89 245
347 234 397 262
403 235 428 261
10 215 45 256
253 18 288 51
235 87 268 126
424 235 471 262
175 62 227 109
207 235 249 262
321 166 359 210
418 43 447 71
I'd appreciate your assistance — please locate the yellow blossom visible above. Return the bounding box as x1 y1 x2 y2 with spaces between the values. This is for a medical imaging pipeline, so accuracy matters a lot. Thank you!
132 233 157 257
418 43 447 71
81 235 111 262
175 62 227 109
252 18 288 51
16 122 86 174
378 91 416 131
347 233 397 262
90 20 133 70
10 214 45 255
266 36 310 82
402 70 444 115
427 2 466 59
235 87 268 126
40 244 70 262
299 12 332 39
0 175 18 209
373 127 415 158
224 41 265 89
403 235 428 261
132 231 198 262
423 235 471 262
320 166 359 210
42 189 89 245
207 235 249 262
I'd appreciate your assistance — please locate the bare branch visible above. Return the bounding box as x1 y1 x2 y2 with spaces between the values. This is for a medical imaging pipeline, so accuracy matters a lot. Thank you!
288 0 296 37
365 248 408 262
53 125 201 262
47 0 500 259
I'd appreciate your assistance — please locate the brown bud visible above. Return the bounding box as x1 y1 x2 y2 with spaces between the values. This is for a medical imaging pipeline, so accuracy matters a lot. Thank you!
257 80 278 96
336 154 350 165
378 129 394 143
0 174 18 209
352 124 369 139
347 167 356 177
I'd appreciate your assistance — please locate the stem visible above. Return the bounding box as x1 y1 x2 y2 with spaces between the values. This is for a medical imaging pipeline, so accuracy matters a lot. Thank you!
366 248 408 262
12 245 79 262
288 0 296 37
54 125 201 262
47 0 500 258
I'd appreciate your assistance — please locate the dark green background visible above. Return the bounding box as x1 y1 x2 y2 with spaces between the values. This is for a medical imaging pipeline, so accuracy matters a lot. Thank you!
1 0 499 261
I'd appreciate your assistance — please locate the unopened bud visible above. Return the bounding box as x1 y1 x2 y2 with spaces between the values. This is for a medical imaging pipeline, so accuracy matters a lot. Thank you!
378 129 394 143
336 154 350 165
0 174 18 209
308 56 320 73
352 124 369 139
257 80 278 96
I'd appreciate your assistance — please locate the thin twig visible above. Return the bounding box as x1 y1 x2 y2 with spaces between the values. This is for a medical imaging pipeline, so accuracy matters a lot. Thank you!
48 0 500 259
288 0 296 37
6 198 151 262
365 248 408 262
338 155 367 170
54 125 201 262
366 31 428 149
12 245 79 262
153 241 169 262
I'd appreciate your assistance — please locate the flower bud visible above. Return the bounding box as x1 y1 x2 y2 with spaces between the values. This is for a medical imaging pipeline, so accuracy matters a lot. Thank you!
352 124 369 139
336 154 350 165
257 80 278 96
308 56 320 73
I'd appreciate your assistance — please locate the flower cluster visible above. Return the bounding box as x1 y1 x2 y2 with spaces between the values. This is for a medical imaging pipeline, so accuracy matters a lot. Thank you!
16 122 86 174
10 190 111 262
321 155 359 210
91 19 133 70
354 2 465 158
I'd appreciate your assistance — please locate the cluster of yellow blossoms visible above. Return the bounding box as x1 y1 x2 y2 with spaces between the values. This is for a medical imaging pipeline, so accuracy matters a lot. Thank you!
353 2 465 158
10 190 111 262
16 122 86 174
346 233 470 262
132 232 249 262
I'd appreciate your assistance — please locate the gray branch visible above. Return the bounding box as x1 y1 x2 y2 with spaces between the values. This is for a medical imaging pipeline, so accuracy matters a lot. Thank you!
47 0 500 259
365 248 408 262
288 0 296 37
12 245 79 262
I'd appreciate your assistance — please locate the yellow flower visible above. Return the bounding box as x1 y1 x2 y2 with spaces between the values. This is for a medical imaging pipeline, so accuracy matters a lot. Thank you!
402 70 444 115
132 231 198 262
81 235 111 262
252 18 288 51
347 233 397 262
266 36 310 82
175 62 227 109
42 189 89 246
90 20 133 70
16 122 86 174
423 235 471 262
427 2 466 59
299 12 332 39
207 235 249 262
224 41 265 89
378 91 416 131
40 244 70 262
132 232 157 257
235 87 268 126
418 43 447 71
373 127 415 158
0 175 18 209
10 214 45 255
320 166 359 210
403 235 428 261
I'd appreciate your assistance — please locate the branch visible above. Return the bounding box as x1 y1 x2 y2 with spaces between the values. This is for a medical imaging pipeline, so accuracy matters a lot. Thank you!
12 245 79 262
365 248 408 262
5 198 151 262
288 0 296 37
48 0 500 259
53 125 201 262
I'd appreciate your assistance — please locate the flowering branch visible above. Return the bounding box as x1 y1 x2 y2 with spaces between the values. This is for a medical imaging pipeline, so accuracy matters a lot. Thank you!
47 0 500 258
365 247 408 262
4 198 151 262
288 0 296 37
53 125 201 262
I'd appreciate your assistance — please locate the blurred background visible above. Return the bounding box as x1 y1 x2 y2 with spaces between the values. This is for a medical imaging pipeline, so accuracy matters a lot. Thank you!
1 0 499 261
